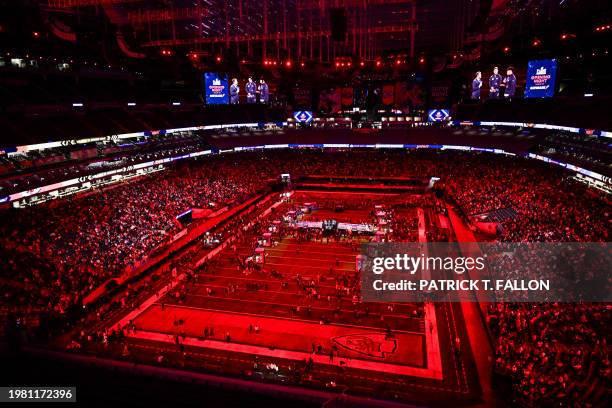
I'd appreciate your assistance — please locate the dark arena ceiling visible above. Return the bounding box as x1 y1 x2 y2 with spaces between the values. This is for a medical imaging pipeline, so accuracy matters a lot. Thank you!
3 1 610 68
34 0 479 61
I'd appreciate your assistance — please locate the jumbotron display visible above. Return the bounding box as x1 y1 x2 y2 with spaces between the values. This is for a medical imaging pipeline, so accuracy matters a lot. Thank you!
204 73 269 105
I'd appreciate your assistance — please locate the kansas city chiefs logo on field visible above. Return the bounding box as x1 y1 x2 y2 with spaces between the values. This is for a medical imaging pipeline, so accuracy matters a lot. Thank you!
333 333 397 358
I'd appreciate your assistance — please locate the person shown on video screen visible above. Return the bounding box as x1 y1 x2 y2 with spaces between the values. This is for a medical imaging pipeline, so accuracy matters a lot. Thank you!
471 71 482 100
230 78 239 104
503 67 517 98
489 67 502 99
258 79 269 104
245 77 256 103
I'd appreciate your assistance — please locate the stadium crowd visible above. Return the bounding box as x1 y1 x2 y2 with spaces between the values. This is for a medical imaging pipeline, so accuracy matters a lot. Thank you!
1 149 610 408
1 150 609 313
488 303 610 407
0 157 268 314
443 156 609 242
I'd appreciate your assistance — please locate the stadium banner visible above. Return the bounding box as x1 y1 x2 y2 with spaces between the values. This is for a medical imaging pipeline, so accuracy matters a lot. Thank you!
430 81 452 104
318 88 342 113
360 242 611 302
382 84 395 106
204 72 229 104
293 85 311 108
524 59 558 98
395 82 424 108
341 87 354 107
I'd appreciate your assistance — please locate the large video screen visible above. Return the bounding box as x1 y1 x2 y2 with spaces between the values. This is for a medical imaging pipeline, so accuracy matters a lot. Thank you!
204 72 229 104
524 59 557 99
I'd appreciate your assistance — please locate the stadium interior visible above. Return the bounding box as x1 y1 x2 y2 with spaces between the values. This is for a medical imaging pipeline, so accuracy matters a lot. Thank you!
0 1 610 407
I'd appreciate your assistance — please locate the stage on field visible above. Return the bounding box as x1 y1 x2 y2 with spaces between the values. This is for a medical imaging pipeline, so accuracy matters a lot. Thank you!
116 191 453 389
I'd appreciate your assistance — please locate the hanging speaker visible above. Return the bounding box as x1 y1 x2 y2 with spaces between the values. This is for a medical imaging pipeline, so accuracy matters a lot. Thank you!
329 8 347 42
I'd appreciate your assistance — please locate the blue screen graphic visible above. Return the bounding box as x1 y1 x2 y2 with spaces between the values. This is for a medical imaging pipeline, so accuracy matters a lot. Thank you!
293 111 314 123
524 59 557 98
204 73 229 104
427 109 450 122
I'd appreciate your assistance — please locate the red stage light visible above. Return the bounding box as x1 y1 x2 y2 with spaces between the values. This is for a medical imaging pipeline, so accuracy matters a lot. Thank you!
285 60 292 67
532 39 541 47
419 57 425 64
216 56 222 62
32 31 40 38
503 46 510 53
335 62 340 67
300 62 305 67
360 61 365 66
396 59 401 65
376 61 381 67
